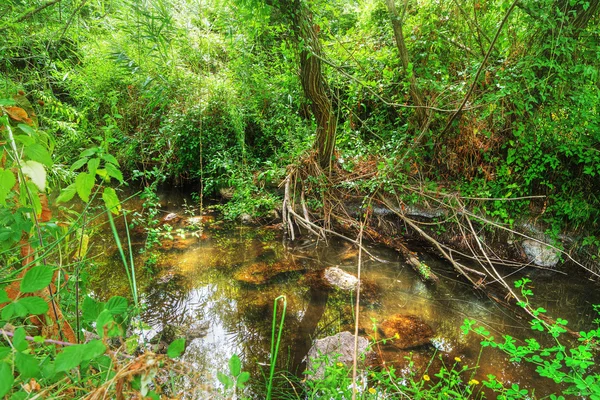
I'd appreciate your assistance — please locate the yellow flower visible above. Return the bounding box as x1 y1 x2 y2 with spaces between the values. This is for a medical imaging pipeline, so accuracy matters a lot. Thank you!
454 357 462 363
394 333 400 339
423 374 430 381
468 379 480 385
336 362 344 368
368 387 377 394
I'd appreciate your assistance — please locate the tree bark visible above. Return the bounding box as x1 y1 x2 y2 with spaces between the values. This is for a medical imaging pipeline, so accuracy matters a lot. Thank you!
385 0 427 128
276 0 337 170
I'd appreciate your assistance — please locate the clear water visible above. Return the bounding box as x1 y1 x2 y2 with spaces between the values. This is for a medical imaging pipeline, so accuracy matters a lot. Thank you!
91 194 600 398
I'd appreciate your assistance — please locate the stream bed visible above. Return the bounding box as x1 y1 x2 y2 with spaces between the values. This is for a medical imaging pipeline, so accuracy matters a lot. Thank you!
90 192 600 398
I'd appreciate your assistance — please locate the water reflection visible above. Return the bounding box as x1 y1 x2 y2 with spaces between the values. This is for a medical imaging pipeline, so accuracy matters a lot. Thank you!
92 207 600 398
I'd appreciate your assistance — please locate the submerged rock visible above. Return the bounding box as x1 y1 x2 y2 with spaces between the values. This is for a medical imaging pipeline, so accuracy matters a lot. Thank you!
234 260 304 285
378 314 434 349
184 215 214 227
323 267 359 291
161 212 181 225
521 239 560 267
306 331 374 380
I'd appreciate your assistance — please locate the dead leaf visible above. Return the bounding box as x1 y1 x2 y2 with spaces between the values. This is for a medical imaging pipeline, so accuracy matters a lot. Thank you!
4 106 33 125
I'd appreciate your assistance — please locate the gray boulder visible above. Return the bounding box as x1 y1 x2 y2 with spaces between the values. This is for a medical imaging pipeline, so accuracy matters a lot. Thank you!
323 267 359 291
522 239 560 267
306 331 373 380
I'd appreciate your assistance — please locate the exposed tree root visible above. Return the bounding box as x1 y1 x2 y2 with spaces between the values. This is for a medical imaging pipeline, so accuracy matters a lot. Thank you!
281 155 590 339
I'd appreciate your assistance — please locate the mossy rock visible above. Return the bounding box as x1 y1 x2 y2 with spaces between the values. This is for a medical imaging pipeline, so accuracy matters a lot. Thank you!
379 314 434 349
234 260 304 285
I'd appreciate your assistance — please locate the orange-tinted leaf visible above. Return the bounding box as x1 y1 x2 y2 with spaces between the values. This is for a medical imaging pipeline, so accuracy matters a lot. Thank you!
4 106 33 125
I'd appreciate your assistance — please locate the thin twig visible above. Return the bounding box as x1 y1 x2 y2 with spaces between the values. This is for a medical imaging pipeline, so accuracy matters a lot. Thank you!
351 220 364 400
441 0 520 136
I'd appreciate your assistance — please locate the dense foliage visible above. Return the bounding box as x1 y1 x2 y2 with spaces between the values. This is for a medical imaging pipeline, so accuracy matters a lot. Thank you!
1 0 599 398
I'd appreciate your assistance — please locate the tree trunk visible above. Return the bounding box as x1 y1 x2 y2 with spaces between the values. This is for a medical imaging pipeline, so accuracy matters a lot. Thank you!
385 0 427 128
275 0 337 170
299 20 337 170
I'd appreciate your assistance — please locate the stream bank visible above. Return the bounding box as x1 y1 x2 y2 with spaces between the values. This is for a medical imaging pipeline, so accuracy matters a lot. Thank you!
91 188 600 398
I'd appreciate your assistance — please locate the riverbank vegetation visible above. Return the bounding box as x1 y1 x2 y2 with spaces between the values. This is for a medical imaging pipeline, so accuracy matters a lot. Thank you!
1 0 599 398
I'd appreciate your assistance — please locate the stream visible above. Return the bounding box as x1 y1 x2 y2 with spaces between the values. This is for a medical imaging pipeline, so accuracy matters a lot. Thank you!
90 190 600 398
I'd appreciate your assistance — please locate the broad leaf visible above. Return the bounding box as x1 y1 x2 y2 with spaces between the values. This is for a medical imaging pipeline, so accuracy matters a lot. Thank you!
96 309 117 338
105 296 127 316
56 183 77 204
236 371 250 389
0 290 8 303
82 296 104 323
87 158 100 176
229 354 241 376
102 187 121 215
167 338 186 359
16 123 36 136
80 148 98 158
20 161 46 192
217 371 233 389
0 169 16 206
55 345 84 372
18 296 49 315
23 144 52 167
13 327 28 352
100 153 119 166
70 157 88 171
81 340 106 361
15 352 40 379
105 163 123 183
75 172 95 202
0 361 14 398
20 265 54 293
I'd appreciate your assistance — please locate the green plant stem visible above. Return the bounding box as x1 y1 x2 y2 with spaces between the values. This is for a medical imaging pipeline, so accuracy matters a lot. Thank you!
266 295 287 400
106 206 138 308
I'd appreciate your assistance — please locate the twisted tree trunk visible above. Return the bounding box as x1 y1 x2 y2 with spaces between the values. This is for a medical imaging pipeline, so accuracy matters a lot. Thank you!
276 0 337 170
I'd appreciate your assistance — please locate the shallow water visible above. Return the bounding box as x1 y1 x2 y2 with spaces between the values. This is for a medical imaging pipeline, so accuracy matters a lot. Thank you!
91 194 600 398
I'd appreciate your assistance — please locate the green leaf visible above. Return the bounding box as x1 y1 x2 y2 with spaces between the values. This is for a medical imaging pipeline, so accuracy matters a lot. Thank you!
105 163 123 183
70 157 88 171
14 135 35 146
217 371 233 389
0 361 14 398
23 144 52 167
87 158 100 176
105 296 127 316
100 153 119 166
0 346 10 359
96 310 123 338
12 301 29 318
96 310 114 338
55 183 77 204
17 297 48 315
229 354 241 376
75 172 95 202
20 161 46 192
0 168 16 205
13 328 28 352
0 98 16 106
0 290 9 304
102 187 121 215
1 303 15 320
15 352 40 379
167 338 186 359
236 371 250 389
20 265 54 293
80 148 98 158
16 124 36 136
55 345 84 372
81 340 106 361
82 296 104 323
